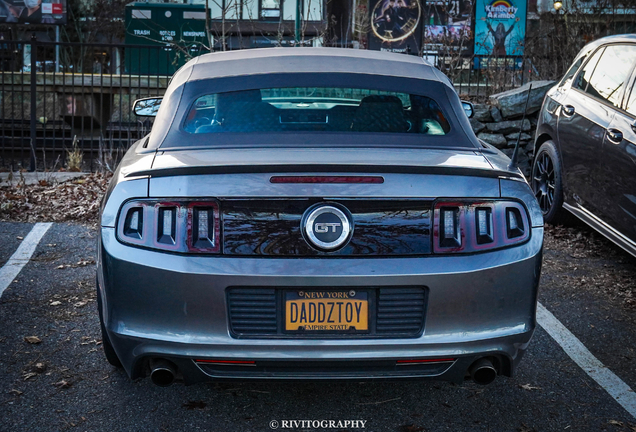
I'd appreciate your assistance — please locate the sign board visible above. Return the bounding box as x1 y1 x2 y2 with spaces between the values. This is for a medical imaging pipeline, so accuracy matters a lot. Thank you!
368 0 423 54
423 0 474 55
125 3 208 75
474 0 526 57
0 0 67 25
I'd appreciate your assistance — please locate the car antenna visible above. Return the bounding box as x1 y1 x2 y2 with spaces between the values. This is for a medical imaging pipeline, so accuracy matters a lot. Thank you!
508 82 533 171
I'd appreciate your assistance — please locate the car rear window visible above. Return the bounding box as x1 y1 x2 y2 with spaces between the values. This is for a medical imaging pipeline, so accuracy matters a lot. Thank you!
183 87 451 135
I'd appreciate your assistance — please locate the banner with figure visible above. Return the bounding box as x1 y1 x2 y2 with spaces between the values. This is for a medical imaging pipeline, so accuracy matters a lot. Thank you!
422 0 474 55
474 0 525 57
368 0 423 54
0 0 67 25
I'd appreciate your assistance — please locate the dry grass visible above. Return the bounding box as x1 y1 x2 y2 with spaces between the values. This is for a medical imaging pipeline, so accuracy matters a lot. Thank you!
66 136 84 172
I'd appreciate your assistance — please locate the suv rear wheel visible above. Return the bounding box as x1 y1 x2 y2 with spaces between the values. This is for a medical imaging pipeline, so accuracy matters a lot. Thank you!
532 141 571 225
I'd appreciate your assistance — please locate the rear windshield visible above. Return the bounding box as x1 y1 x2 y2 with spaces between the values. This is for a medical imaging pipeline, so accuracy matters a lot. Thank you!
183 87 451 135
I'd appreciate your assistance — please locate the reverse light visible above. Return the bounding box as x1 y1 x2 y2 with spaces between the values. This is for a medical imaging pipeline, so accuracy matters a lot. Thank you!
434 200 530 253
117 199 220 253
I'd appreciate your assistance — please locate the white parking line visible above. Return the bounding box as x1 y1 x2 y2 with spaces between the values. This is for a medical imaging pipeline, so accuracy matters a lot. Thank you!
537 302 636 419
0 222 52 298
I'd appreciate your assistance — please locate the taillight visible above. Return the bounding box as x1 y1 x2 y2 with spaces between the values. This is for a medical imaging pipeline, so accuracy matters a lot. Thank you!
433 200 530 253
117 199 220 253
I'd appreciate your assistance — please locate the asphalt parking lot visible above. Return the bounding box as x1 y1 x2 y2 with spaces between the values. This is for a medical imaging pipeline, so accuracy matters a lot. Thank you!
1 221 636 432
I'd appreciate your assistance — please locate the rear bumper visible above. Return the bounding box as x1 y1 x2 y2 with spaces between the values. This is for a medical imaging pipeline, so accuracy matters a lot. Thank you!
98 226 543 383
108 331 532 384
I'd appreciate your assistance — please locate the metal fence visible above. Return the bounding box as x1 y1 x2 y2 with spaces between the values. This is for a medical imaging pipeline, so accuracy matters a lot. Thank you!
0 39 530 172
0 39 173 172
424 50 531 98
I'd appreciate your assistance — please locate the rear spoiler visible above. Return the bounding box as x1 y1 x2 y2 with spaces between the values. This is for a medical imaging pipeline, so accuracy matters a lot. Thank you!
126 164 526 181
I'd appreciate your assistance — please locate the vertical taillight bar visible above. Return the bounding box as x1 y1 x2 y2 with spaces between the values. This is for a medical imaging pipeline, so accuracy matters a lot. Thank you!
475 207 494 245
440 207 461 248
157 207 177 244
434 203 466 253
187 202 221 253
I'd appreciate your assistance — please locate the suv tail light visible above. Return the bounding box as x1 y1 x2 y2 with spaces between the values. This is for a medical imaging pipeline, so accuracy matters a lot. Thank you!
117 200 220 253
433 200 530 253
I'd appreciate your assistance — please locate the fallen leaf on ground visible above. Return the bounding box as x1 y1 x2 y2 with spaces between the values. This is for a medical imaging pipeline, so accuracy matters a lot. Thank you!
0 173 111 224
53 380 72 388
9 389 23 395
24 336 41 344
519 383 541 391
23 372 38 380
609 420 624 426
33 362 47 373
50 301 61 306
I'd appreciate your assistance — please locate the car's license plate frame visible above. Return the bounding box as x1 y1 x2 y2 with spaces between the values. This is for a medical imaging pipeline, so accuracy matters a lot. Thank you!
284 290 369 333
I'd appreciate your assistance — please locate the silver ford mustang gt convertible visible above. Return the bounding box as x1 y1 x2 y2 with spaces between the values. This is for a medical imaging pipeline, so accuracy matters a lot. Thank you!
97 48 543 387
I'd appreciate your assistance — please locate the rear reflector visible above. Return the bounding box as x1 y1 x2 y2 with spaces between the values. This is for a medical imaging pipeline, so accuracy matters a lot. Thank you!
195 359 256 365
397 358 456 364
270 176 384 184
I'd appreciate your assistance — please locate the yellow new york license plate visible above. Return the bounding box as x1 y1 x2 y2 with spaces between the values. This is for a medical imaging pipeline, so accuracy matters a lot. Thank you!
285 291 368 331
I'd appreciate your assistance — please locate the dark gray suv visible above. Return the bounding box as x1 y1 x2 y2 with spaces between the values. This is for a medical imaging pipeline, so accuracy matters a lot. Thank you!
533 34 636 257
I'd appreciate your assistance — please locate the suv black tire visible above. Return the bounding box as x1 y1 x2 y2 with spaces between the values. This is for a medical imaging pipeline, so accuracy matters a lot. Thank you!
532 140 572 225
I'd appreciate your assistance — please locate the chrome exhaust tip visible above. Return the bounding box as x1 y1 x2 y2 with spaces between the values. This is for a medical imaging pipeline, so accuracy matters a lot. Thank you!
149 359 177 387
469 358 497 385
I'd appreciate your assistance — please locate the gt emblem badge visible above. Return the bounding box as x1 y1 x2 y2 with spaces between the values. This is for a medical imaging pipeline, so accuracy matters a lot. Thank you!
314 222 341 233
302 205 353 251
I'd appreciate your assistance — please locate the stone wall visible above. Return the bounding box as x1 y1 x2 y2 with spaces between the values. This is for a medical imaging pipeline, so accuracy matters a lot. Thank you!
468 81 556 177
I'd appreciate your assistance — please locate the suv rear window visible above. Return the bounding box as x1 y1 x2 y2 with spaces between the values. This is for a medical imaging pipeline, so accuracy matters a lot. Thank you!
183 87 451 135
